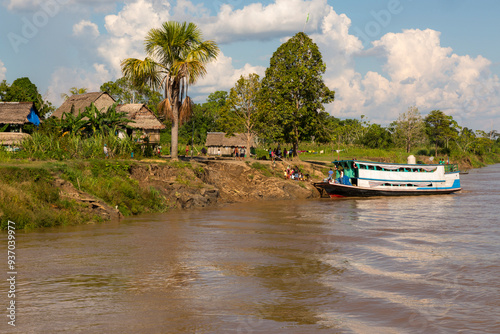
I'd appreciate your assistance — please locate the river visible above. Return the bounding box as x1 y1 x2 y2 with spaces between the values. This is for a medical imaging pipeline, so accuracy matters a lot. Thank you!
1 164 499 333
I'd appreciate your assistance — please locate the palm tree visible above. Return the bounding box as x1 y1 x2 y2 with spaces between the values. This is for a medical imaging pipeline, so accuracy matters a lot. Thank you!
60 87 88 100
121 21 219 160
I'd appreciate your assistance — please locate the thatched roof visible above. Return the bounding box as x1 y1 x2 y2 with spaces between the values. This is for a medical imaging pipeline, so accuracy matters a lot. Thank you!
0 102 36 124
52 92 115 119
0 132 31 145
205 132 255 147
116 104 165 130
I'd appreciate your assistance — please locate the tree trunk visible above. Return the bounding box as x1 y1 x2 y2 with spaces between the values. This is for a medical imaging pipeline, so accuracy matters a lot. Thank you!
171 112 179 160
245 132 251 161
170 84 180 161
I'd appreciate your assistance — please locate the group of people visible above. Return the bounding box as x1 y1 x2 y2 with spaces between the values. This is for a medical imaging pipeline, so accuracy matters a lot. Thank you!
269 147 293 161
233 147 246 160
284 165 306 181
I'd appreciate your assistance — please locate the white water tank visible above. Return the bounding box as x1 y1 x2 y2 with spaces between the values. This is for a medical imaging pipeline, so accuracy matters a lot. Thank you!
407 155 416 164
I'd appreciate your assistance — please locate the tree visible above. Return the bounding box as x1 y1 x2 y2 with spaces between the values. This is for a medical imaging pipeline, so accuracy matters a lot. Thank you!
60 87 88 100
4 77 42 108
0 80 8 100
313 112 338 144
454 127 476 153
121 21 219 160
424 110 458 155
361 123 393 149
393 106 425 153
2 77 52 118
206 90 228 124
100 77 163 118
260 32 335 156
219 73 261 158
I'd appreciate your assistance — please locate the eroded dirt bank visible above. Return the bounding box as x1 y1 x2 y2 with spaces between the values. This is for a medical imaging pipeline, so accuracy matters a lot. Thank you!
129 159 323 209
53 159 325 223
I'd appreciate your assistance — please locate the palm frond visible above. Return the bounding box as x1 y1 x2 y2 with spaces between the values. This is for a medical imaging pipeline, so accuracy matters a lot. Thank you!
158 98 173 120
179 96 193 125
120 57 163 91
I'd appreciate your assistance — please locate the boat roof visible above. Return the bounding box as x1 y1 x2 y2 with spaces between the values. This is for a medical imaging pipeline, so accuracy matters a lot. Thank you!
333 159 445 167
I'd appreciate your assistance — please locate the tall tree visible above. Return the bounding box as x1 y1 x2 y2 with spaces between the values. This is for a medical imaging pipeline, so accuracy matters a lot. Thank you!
4 77 41 107
424 110 458 155
454 127 476 153
121 21 219 160
393 106 425 153
2 77 52 117
260 32 335 156
220 73 261 158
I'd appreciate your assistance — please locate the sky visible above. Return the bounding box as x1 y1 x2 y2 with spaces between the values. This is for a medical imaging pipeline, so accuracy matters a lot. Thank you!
1 0 499 131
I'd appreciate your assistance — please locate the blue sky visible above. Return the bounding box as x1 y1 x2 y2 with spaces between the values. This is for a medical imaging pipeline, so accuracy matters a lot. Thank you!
1 0 499 131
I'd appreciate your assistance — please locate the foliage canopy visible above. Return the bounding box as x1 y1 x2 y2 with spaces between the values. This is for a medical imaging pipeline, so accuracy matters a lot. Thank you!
260 32 335 155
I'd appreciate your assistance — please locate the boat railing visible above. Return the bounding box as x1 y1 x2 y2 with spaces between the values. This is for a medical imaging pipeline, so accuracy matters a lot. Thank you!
444 164 459 173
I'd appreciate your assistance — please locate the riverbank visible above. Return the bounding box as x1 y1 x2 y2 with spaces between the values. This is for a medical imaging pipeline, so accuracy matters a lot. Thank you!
0 158 324 230
2 152 498 230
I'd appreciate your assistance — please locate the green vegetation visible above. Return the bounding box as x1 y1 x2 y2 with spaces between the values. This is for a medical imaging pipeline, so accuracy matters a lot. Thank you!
0 161 170 230
6 102 144 160
250 162 274 177
218 73 261 153
260 32 335 156
0 166 100 230
57 160 168 216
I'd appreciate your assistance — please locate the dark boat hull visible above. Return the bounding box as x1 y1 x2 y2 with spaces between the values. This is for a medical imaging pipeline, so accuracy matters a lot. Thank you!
314 182 461 197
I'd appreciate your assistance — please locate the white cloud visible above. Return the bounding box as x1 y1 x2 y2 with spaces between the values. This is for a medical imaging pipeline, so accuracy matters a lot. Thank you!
97 0 171 76
3 0 117 11
194 52 266 98
201 0 330 43
318 27 500 129
47 63 112 107
73 20 99 38
0 59 6 81
95 0 268 88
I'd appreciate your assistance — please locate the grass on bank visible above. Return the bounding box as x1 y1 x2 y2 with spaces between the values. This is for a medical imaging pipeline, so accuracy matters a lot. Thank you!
0 166 103 230
0 160 172 230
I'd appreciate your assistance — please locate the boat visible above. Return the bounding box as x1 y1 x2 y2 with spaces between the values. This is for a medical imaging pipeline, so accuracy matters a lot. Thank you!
314 159 461 197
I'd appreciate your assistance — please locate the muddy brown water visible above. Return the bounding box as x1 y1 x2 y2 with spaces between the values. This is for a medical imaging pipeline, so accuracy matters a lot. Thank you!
1 164 500 333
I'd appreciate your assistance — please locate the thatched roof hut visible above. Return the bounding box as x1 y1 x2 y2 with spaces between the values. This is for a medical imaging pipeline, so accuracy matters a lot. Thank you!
116 104 165 144
0 132 31 146
52 92 115 118
116 104 165 130
205 132 255 156
0 102 38 125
